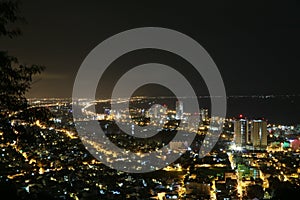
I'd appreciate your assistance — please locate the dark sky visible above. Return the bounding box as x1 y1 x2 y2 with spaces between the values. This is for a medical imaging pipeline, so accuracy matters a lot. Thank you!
1 0 300 98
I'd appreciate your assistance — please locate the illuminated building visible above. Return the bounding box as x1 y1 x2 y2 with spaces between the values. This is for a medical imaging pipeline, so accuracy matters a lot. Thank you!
149 104 161 119
175 100 183 119
200 108 209 122
251 119 267 150
234 116 249 148
291 139 300 151
187 114 199 131
169 141 186 150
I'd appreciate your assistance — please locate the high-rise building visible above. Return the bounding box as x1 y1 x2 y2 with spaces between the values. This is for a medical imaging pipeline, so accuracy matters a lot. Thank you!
251 119 267 150
187 114 199 131
200 108 209 122
234 118 249 148
149 104 167 119
176 100 183 119
149 104 160 119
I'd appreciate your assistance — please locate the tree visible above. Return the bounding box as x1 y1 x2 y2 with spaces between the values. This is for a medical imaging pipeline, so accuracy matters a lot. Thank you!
0 0 22 38
0 0 45 141
0 2 57 200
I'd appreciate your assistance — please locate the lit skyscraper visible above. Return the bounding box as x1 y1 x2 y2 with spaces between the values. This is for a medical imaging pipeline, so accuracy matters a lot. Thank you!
149 104 167 119
251 119 267 150
175 100 183 119
200 108 209 122
234 117 249 148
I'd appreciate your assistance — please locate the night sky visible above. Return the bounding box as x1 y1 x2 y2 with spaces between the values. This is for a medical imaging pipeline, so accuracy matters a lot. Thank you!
1 1 300 100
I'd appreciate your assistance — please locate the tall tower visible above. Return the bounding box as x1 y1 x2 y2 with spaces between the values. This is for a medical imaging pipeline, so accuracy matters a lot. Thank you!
176 100 183 119
200 108 209 122
234 118 249 148
251 119 267 150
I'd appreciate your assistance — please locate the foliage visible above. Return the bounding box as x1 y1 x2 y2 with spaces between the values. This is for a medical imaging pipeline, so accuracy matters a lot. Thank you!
0 0 47 140
0 0 23 38
0 52 45 113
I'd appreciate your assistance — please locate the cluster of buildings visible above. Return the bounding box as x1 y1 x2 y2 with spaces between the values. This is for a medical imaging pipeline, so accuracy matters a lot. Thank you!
1 98 300 199
233 115 268 151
